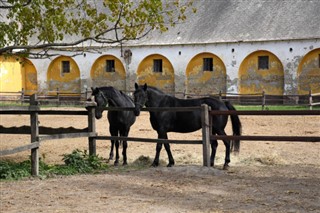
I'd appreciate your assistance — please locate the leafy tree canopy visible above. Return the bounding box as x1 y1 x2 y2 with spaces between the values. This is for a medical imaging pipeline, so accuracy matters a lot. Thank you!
0 0 195 58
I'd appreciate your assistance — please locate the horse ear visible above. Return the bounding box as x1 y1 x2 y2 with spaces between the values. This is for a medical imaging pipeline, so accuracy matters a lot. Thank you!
143 83 147 91
91 87 99 94
134 83 139 90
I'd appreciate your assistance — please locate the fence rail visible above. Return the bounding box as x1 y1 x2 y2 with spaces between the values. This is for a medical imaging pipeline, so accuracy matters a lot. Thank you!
0 142 40 156
1 95 319 176
95 136 202 145
309 92 320 110
1 89 320 109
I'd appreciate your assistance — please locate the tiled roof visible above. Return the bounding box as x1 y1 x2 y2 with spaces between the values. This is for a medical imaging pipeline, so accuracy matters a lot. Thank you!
131 0 320 45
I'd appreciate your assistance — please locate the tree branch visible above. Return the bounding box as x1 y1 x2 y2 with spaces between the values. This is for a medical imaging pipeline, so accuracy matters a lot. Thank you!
0 0 32 9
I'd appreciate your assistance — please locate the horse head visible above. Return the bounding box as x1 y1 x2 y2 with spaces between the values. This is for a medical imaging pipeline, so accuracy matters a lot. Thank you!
133 83 148 116
91 87 108 119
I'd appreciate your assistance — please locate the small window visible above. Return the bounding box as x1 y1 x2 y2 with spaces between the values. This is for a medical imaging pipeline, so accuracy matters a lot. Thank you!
153 59 163 72
203 58 213 71
106 60 115 72
61 61 70 73
258 56 269 70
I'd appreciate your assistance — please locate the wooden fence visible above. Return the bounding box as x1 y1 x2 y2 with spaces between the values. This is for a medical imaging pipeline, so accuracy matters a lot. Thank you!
309 92 320 110
0 95 212 176
1 89 320 109
0 88 90 106
1 95 320 176
0 95 97 176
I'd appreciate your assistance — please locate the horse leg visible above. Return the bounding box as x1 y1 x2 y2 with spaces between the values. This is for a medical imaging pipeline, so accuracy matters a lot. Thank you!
164 143 175 167
109 140 114 160
152 131 174 167
151 142 163 167
120 129 129 166
122 140 128 166
160 133 174 167
114 140 120 166
210 138 218 167
217 130 231 170
110 127 120 166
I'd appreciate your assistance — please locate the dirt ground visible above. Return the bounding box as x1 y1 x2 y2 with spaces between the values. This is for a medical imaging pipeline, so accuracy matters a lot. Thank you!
0 109 319 213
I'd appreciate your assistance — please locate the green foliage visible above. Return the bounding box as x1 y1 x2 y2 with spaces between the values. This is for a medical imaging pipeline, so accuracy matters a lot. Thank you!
62 149 106 173
0 0 195 55
0 149 108 180
0 160 31 180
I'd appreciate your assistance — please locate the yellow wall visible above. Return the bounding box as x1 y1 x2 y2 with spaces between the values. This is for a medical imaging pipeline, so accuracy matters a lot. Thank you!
0 56 37 94
239 50 284 95
47 56 80 95
0 56 23 92
186 52 226 95
137 54 175 93
90 55 126 90
21 59 38 95
297 48 320 95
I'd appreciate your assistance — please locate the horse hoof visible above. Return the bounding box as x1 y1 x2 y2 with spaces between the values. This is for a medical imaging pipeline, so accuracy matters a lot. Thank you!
114 162 119 166
223 164 229 170
167 161 175 167
123 162 128 166
151 162 159 167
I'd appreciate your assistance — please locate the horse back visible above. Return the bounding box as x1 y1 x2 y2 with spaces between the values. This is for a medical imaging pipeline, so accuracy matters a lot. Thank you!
152 96 228 133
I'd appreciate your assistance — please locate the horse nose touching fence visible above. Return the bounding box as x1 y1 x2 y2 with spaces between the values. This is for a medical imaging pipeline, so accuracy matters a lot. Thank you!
1 94 320 176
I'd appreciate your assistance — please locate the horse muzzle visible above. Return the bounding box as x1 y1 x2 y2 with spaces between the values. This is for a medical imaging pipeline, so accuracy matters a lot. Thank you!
95 111 103 119
133 105 141 116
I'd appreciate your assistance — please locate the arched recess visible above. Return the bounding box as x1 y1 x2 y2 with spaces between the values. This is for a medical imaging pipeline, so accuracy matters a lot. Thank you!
90 55 126 90
47 56 80 95
239 50 284 95
297 48 320 95
0 56 37 95
21 58 38 95
137 54 175 94
186 52 226 95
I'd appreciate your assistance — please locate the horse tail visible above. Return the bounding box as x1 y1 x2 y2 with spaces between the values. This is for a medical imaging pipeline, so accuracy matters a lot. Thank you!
224 101 242 153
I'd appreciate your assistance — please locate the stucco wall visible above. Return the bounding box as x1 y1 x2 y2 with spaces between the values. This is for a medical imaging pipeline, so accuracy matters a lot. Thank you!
20 39 320 96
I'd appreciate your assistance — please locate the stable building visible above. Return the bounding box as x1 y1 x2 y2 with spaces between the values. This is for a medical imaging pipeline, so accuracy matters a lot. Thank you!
1 0 319 99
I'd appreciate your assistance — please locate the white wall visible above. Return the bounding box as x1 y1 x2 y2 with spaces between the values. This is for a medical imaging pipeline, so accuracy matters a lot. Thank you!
30 39 320 95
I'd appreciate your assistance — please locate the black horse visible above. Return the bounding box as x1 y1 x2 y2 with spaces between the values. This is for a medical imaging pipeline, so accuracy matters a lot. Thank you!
90 86 136 166
133 83 241 169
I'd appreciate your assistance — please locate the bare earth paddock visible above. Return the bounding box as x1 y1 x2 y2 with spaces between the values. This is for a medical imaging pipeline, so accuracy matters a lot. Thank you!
1 110 319 213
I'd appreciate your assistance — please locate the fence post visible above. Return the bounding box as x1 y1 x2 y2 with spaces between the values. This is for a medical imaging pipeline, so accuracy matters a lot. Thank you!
309 90 313 110
21 88 25 105
29 94 40 176
201 104 211 167
219 91 222 101
87 104 96 155
56 88 60 106
85 87 88 101
262 91 266 110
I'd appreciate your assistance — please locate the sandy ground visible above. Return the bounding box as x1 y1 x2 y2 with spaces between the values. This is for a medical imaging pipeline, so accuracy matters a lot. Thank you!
0 109 320 213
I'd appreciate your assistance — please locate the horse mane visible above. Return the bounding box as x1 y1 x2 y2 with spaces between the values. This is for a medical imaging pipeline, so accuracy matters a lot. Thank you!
119 90 134 102
146 86 164 93
99 86 134 105
146 85 173 97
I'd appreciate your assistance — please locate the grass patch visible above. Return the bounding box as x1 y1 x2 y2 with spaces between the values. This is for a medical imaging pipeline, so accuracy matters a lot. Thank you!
234 105 319 111
0 151 155 181
0 101 29 107
0 149 109 180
